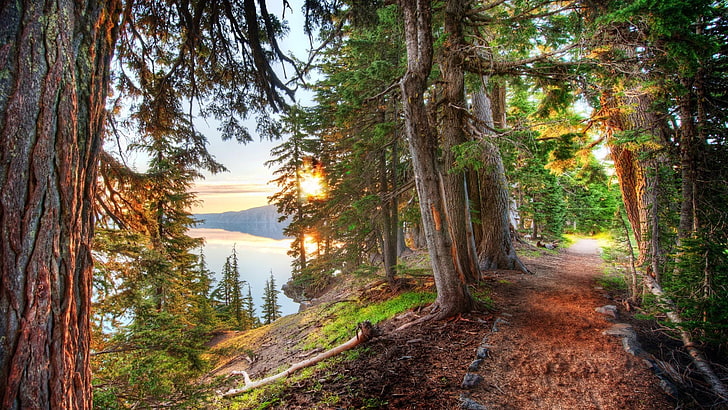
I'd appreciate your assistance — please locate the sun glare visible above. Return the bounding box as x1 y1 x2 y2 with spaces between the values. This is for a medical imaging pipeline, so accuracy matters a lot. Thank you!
303 234 319 255
298 158 327 201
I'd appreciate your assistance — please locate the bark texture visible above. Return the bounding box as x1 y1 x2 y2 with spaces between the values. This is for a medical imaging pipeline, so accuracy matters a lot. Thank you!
471 88 528 272
399 0 475 317
600 89 662 274
440 0 480 283
0 1 119 408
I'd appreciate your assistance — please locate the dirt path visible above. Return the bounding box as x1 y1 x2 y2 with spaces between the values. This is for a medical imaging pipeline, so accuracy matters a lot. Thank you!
229 240 673 409
469 239 671 409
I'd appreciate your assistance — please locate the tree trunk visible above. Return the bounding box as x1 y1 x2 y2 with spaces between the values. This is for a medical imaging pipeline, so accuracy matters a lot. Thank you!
600 89 662 274
440 0 480 283
677 76 700 243
379 145 398 283
399 0 475 317
0 1 120 408
471 88 528 272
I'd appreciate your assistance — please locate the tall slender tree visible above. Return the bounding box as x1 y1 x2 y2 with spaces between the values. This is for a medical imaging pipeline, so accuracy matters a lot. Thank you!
399 0 477 317
261 272 282 325
470 87 529 272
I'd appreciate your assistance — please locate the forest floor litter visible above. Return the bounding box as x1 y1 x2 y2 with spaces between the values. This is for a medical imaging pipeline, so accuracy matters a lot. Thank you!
209 239 724 409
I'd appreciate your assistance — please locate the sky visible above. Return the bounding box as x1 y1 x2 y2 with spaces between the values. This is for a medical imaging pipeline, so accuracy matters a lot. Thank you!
191 1 313 214
191 135 281 213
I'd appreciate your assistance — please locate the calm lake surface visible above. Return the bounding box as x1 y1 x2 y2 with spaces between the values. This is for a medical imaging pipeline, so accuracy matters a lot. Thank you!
188 228 298 317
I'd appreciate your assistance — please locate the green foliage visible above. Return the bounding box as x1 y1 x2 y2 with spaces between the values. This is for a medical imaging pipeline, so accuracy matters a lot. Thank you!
211 246 258 330
262 272 283 325
663 237 728 348
304 291 436 348
596 272 628 292
92 311 212 408
561 158 620 235
451 141 488 172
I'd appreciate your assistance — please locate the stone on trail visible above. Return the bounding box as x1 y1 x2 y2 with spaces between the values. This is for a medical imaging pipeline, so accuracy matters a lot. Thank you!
595 305 618 319
476 346 490 359
468 359 483 372
461 373 484 388
604 323 644 356
460 395 488 409
491 317 509 332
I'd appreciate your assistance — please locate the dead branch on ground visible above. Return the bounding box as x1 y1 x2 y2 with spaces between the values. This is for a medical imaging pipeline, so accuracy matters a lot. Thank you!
222 321 376 397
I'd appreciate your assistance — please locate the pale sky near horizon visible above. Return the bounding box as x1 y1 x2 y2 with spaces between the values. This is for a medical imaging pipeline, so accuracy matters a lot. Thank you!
191 135 280 214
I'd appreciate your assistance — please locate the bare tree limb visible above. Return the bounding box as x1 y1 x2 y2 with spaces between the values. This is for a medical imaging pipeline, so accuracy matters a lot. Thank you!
222 322 376 397
642 274 728 402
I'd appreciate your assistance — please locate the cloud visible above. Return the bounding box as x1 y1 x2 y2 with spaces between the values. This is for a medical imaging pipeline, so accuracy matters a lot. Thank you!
193 182 275 196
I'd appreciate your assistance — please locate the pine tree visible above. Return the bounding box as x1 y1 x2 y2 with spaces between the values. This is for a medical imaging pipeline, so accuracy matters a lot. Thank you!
243 283 259 329
261 272 282 325
267 106 322 273
211 246 249 329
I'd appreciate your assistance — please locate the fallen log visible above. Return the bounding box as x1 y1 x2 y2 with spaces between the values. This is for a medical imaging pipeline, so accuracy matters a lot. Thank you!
222 321 376 397
642 274 728 402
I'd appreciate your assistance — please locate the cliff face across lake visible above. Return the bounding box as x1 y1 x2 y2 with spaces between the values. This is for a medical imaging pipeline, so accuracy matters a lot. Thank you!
195 205 290 240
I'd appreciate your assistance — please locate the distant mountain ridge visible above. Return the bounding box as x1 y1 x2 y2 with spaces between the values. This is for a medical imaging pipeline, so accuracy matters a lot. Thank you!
194 205 290 240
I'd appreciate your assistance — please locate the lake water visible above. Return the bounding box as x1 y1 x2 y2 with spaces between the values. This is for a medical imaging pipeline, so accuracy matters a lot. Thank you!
188 228 299 317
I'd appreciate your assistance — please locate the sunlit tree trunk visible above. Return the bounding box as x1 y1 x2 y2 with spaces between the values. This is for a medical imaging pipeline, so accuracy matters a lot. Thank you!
600 88 662 276
0 1 120 408
399 0 475 317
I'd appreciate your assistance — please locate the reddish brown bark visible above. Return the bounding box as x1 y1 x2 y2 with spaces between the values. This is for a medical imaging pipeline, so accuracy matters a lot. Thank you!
0 1 120 408
600 89 661 271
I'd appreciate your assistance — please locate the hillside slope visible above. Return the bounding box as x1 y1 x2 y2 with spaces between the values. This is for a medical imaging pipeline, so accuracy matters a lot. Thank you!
204 242 716 409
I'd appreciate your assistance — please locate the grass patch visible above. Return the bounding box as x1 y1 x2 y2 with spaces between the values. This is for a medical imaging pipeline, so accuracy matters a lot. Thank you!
228 381 284 409
561 234 578 247
470 286 494 310
596 272 628 292
303 291 436 349
520 249 545 258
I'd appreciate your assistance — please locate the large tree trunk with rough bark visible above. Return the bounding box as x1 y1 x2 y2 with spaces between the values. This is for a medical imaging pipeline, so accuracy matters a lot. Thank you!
600 88 663 276
471 87 528 272
440 0 480 284
0 1 119 408
399 0 475 318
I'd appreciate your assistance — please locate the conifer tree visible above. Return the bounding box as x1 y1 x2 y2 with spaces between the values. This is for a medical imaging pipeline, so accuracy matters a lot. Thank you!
261 272 282 325
243 283 259 329
211 246 250 329
267 106 322 274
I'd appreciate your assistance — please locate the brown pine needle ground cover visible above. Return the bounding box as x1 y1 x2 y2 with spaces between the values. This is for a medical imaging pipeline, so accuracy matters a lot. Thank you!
209 239 722 409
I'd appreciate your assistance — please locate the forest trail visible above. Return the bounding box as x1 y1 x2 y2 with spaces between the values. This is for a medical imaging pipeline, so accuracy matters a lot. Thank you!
218 239 674 408
469 239 672 409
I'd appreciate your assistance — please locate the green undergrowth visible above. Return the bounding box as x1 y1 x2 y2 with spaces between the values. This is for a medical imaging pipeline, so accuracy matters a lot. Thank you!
301 290 436 350
470 285 495 310
221 287 436 409
593 233 630 292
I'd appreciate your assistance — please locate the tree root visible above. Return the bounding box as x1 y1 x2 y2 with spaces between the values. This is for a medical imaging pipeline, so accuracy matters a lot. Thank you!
222 321 376 397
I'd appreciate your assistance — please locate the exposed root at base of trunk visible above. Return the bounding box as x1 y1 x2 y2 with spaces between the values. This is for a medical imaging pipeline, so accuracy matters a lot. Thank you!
394 298 488 331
